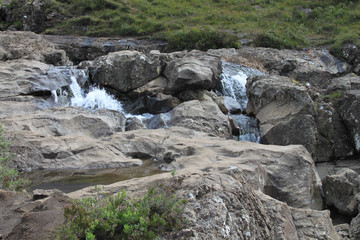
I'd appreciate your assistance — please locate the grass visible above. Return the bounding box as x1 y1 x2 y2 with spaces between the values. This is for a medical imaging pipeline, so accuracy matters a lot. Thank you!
0 125 29 191
4 0 360 53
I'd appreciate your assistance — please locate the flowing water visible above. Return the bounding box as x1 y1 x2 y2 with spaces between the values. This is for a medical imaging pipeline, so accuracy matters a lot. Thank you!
219 61 265 142
29 62 264 192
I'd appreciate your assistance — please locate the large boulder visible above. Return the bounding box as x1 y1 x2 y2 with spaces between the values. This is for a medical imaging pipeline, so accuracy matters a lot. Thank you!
246 75 318 156
323 168 360 216
350 213 360 240
0 31 71 65
0 107 142 170
84 50 161 93
164 50 222 94
234 47 350 89
0 60 72 99
168 99 231 139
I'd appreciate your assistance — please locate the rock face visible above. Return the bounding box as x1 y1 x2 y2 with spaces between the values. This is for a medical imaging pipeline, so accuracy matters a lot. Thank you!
0 31 71 65
323 168 360 216
84 50 161 93
164 51 222 94
219 47 360 162
43 35 168 64
0 189 68 240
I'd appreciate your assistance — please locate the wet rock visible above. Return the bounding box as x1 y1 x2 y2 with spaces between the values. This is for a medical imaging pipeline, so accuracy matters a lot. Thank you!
323 168 360 216
169 100 231 139
124 93 180 115
0 31 71 65
164 50 222 94
128 76 167 98
86 50 161 93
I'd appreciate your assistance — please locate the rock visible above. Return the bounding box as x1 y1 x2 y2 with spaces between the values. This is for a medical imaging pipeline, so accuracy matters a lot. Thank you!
0 31 71 65
2 0 67 34
123 93 180 115
169 100 231 139
290 207 342 240
0 189 68 240
334 223 350 239
32 189 55 200
0 107 144 170
86 50 161 93
328 74 360 92
44 35 168 64
236 47 351 89
224 96 242 113
323 168 360 216
246 75 319 156
339 91 360 154
338 43 360 66
350 213 360 240
128 76 168 98
125 117 146 131
164 50 222 94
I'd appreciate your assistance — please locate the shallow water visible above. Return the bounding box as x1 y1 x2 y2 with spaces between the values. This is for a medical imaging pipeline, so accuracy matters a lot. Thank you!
25 160 162 193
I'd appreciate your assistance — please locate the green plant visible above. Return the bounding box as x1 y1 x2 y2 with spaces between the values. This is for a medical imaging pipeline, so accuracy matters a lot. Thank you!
0 125 29 191
57 186 187 239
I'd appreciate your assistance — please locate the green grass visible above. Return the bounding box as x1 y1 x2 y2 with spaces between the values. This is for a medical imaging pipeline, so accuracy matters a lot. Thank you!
6 0 360 52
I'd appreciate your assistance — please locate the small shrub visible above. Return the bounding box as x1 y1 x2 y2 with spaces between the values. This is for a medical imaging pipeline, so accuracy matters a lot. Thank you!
0 125 28 191
57 186 187 239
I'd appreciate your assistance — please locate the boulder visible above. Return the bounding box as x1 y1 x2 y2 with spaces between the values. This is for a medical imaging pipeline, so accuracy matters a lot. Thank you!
0 107 143 170
0 31 71 65
0 60 76 99
164 50 222 94
168 100 231 139
337 43 360 66
323 168 360 216
339 91 360 154
246 75 318 155
235 47 350 89
85 50 161 93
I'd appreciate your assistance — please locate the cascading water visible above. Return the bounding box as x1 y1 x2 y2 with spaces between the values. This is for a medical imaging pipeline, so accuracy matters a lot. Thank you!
50 66 125 112
219 60 265 143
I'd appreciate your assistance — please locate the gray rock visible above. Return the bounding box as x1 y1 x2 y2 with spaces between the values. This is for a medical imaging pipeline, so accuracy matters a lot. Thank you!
323 168 360 216
350 213 360 240
164 50 222 94
169 100 231 139
334 223 350 239
87 50 161 93
0 31 71 65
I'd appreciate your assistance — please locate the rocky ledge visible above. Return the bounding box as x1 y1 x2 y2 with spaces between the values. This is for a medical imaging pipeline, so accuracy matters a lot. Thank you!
0 31 360 239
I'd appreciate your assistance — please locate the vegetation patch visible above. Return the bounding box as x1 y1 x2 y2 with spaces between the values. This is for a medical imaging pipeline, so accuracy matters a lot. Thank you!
0 125 28 191
3 0 360 55
56 185 187 239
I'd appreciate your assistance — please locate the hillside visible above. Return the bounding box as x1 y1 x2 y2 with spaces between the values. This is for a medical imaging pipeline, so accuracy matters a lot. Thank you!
0 0 359 56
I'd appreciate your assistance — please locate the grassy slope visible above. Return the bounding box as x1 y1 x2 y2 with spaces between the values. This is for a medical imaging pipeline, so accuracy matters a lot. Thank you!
21 0 360 51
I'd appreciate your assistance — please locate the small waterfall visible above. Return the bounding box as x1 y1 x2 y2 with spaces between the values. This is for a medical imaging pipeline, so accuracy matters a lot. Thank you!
220 61 264 143
50 66 125 113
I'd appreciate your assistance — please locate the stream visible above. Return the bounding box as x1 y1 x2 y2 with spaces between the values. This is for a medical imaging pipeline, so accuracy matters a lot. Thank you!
27 60 264 192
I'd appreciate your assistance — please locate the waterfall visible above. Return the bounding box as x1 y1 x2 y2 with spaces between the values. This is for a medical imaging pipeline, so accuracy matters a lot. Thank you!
50 66 125 113
219 61 265 143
